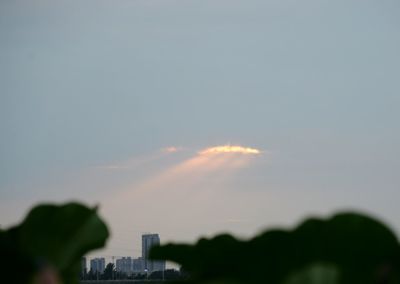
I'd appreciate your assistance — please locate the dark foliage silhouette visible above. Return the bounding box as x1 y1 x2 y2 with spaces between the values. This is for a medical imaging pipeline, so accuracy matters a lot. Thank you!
0 202 109 284
102 263 115 280
150 212 400 284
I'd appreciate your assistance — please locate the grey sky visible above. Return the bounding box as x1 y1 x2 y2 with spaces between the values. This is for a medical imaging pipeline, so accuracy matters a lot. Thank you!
1 0 400 258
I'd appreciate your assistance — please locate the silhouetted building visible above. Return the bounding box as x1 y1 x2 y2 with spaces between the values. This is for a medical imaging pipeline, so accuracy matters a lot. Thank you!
90 257 105 273
116 257 132 275
142 233 165 272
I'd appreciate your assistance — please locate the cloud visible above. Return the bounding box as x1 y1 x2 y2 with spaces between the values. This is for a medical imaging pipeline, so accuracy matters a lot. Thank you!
199 145 261 156
109 144 262 198
162 146 181 153
93 148 181 172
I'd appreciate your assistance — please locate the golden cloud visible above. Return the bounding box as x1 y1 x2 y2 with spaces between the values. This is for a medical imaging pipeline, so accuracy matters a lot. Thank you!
199 145 261 155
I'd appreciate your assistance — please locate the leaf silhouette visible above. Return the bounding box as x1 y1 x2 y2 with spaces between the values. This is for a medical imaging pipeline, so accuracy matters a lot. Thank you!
0 202 109 284
151 212 400 284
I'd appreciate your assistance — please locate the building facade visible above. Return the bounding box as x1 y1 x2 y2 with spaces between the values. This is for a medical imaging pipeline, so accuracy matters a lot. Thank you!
132 257 144 273
116 257 133 275
142 234 166 273
90 257 105 273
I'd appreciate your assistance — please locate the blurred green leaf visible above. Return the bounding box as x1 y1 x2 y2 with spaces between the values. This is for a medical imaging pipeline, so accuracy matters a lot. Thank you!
0 202 109 284
283 263 340 284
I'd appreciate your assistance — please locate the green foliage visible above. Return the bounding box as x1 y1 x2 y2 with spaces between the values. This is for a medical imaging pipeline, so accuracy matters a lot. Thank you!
0 202 109 284
283 263 340 284
151 212 400 284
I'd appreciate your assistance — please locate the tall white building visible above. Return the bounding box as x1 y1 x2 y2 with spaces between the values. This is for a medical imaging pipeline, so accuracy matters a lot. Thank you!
142 234 166 273
90 258 105 273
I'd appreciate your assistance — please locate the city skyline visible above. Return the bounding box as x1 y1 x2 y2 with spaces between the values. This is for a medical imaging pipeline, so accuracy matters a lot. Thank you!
84 233 167 273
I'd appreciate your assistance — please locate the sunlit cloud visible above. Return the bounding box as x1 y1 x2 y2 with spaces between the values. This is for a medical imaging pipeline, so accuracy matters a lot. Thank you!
152 144 262 186
199 145 261 156
162 146 181 153
111 144 262 198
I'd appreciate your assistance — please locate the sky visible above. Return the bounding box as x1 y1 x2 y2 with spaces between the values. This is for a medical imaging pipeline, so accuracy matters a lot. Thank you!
1 0 400 261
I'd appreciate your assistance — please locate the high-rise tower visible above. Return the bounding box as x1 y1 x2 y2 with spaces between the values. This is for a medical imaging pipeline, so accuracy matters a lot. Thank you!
142 234 165 272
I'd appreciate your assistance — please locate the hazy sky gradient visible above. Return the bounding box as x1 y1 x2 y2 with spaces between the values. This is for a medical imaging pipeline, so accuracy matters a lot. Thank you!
1 0 400 258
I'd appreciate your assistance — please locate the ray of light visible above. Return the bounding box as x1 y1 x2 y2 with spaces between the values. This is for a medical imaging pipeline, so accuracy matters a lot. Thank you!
108 144 261 203
101 144 264 247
